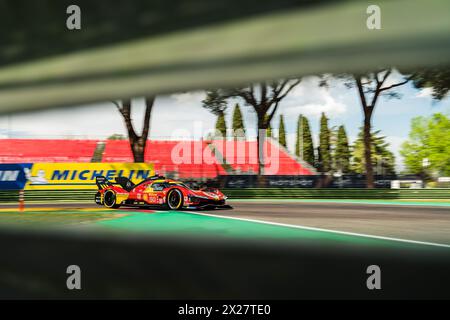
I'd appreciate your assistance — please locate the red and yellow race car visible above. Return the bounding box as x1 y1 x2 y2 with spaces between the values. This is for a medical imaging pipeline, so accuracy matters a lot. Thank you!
95 175 231 210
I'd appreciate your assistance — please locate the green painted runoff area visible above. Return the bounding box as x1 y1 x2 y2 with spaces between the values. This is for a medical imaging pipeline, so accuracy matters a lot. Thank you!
0 207 448 250
95 211 447 250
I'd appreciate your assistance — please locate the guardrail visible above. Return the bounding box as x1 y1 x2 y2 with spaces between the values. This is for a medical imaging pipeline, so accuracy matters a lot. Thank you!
1 188 449 203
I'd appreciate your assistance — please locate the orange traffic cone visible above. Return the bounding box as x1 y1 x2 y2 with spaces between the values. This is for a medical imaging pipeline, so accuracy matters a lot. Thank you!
19 189 24 212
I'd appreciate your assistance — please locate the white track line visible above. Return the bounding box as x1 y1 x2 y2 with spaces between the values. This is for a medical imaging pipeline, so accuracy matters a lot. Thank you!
187 211 450 249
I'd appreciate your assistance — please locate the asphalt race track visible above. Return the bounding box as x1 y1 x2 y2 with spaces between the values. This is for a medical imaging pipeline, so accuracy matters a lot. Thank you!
216 200 450 246
1 199 449 246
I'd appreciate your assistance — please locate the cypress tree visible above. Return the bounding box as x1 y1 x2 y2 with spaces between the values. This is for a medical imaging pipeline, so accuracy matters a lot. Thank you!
318 112 332 172
296 115 315 166
232 104 246 139
302 116 315 166
295 115 302 157
278 114 287 148
264 115 272 138
215 112 227 138
335 125 351 173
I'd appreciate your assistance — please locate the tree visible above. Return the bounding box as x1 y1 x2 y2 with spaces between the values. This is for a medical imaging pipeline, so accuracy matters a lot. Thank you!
318 112 332 172
401 67 450 177
232 103 246 139
203 80 301 176
265 114 273 138
322 67 450 186
328 69 411 187
401 113 450 176
202 89 228 116
334 125 351 173
352 128 396 176
107 133 126 140
215 112 227 138
278 114 287 148
113 97 154 162
295 115 315 166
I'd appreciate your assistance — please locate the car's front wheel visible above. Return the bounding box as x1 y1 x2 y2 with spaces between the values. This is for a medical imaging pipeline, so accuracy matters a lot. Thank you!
166 189 183 210
103 190 121 209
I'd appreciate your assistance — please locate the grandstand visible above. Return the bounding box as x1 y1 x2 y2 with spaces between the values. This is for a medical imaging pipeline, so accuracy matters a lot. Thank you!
0 138 315 178
0 139 98 163
102 140 227 178
211 139 316 175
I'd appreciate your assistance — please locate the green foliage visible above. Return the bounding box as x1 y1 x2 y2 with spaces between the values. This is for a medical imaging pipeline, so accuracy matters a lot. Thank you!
215 112 227 138
278 114 287 148
203 89 228 116
264 114 272 138
334 125 351 173
295 115 301 157
202 82 300 177
401 113 450 176
352 128 396 175
318 113 332 172
409 68 450 100
232 103 246 138
295 115 315 166
107 134 126 140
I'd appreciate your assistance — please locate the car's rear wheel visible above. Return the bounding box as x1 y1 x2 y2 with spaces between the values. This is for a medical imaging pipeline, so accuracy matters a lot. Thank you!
167 189 183 210
103 190 121 209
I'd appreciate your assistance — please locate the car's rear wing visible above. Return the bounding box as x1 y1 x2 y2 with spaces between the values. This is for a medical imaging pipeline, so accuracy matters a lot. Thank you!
95 176 112 190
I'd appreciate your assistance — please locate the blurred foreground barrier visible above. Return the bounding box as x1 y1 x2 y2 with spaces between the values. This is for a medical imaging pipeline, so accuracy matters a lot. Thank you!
1 0 449 113
0 228 449 299
0 188 449 204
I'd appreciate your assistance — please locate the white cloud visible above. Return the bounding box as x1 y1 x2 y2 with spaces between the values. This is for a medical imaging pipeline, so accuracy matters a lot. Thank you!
281 77 347 118
0 94 215 140
416 87 433 98
380 69 405 88
292 93 347 117
170 91 206 104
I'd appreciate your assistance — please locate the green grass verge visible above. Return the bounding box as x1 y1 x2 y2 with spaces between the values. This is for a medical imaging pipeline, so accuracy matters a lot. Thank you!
0 211 122 228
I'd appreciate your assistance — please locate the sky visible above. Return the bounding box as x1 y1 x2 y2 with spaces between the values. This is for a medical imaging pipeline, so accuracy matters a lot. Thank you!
1 73 449 171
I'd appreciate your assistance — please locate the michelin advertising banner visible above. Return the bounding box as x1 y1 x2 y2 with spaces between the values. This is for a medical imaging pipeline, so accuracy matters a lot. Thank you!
0 163 154 190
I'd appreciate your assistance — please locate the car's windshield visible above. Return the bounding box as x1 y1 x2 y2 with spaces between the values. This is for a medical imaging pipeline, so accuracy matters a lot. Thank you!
171 182 191 190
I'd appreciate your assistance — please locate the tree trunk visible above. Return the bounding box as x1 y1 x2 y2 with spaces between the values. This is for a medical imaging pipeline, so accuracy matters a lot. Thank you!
120 97 153 163
131 137 146 163
256 115 267 187
355 76 375 189
256 116 266 177
363 112 374 188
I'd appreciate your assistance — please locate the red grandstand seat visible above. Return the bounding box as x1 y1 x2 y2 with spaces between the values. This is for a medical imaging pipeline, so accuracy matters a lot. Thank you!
211 139 314 175
0 139 98 163
0 138 314 177
102 140 227 178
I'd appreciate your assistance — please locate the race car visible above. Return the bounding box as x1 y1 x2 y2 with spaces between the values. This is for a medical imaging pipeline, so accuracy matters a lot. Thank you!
94 175 232 210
